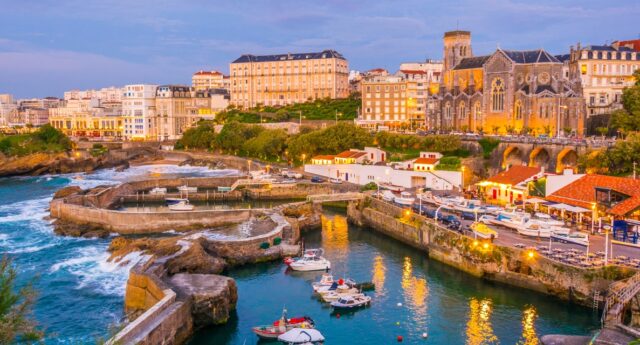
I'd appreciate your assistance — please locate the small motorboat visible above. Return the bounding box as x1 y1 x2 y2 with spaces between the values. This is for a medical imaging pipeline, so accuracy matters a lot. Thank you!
311 274 334 292
394 192 415 206
515 221 570 238
168 200 194 211
330 293 371 309
289 256 331 272
381 190 395 202
319 284 359 302
315 278 356 294
165 197 188 205
252 310 315 340
177 185 198 193
379 182 404 192
470 222 498 239
277 328 325 344
284 248 324 266
551 232 589 246
149 187 167 195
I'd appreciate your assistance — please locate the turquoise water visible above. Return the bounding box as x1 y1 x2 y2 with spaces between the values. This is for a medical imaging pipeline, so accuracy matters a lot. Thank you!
0 165 239 343
190 212 599 344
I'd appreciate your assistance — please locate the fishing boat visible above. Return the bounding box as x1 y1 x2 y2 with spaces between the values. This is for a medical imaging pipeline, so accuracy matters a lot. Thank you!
177 185 197 193
330 293 371 309
149 187 167 195
381 190 395 202
252 310 315 340
470 222 498 239
284 248 324 266
277 328 325 344
532 212 565 227
379 182 404 192
289 256 331 272
551 232 589 246
168 200 194 211
394 192 415 206
165 197 188 205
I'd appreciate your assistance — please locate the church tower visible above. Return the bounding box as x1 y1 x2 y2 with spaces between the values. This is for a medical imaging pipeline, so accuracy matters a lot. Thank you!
443 30 472 72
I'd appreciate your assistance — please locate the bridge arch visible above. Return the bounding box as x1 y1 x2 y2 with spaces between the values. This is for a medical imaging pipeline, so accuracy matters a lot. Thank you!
502 146 524 169
556 148 579 173
529 147 550 168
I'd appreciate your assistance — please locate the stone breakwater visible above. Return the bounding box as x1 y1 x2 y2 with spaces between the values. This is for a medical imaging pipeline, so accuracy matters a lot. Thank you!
348 197 636 307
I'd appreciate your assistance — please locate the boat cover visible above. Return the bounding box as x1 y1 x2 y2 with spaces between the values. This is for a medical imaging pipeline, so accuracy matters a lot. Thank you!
277 328 325 343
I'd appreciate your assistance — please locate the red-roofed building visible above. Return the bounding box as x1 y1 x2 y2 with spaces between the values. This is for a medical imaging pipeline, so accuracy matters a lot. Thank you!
192 70 226 91
613 39 640 52
547 174 640 219
310 155 335 165
478 165 545 205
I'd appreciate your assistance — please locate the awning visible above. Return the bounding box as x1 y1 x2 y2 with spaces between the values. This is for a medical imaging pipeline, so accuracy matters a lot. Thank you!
547 202 591 213
524 197 547 204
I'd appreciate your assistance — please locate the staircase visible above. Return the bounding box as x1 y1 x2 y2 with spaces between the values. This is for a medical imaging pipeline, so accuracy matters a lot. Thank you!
601 272 640 325
229 179 271 191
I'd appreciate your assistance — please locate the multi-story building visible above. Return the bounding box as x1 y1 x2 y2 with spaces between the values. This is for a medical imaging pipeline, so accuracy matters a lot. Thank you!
64 87 122 102
568 42 640 116
399 60 443 83
49 98 123 139
192 71 225 91
122 84 158 140
17 107 49 127
435 30 586 136
357 75 423 130
229 50 349 108
18 97 62 110
0 94 17 127
154 85 201 141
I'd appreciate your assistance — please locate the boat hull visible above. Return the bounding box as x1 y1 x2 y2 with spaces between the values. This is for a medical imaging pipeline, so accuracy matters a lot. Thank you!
289 262 331 272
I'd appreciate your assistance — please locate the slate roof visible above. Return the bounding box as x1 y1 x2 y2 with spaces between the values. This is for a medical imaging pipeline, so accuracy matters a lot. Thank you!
501 49 560 64
555 54 571 62
585 45 634 52
546 174 640 216
232 50 346 63
452 55 491 70
536 85 557 94
486 165 542 186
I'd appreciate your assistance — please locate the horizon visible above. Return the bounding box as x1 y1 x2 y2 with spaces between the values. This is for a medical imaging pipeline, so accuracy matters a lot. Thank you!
1 0 640 98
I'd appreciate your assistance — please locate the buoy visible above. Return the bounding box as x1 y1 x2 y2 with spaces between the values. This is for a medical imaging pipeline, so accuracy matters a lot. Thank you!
336 313 340 319
397 302 403 307
396 321 400 326
397 335 403 342
422 332 428 339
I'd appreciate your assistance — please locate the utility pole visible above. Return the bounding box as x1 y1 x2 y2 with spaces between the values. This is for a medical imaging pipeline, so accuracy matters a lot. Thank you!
634 161 637 179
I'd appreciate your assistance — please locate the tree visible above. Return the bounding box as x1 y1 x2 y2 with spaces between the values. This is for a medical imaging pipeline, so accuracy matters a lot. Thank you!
175 121 216 150
242 129 288 160
596 126 609 138
505 125 515 135
610 70 640 132
563 127 573 136
491 125 500 135
0 256 43 343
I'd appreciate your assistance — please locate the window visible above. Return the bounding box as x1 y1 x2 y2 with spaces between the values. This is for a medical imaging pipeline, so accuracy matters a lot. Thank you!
444 102 452 119
458 102 466 119
514 100 522 119
491 78 505 112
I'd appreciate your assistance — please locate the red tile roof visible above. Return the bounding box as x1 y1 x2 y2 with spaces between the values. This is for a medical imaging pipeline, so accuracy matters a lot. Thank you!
311 155 335 161
194 70 222 76
486 165 541 186
335 150 366 159
400 69 427 75
414 157 438 165
547 174 640 216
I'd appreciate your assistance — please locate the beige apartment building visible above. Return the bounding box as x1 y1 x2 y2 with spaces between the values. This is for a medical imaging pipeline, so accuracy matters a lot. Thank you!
49 98 123 139
568 42 640 116
357 75 424 130
153 85 214 141
192 70 226 91
229 50 349 108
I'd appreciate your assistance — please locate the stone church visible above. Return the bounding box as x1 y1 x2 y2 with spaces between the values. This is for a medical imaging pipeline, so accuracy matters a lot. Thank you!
434 31 586 136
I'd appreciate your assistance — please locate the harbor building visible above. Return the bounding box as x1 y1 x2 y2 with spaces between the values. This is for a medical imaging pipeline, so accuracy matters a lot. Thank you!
229 50 350 108
568 41 640 116
435 30 586 136
477 165 545 205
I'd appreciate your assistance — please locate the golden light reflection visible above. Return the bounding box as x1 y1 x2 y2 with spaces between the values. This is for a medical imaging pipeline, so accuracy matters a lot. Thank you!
372 255 386 294
518 305 539 345
321 214 349 251
466 298 498 345
400 257 429 309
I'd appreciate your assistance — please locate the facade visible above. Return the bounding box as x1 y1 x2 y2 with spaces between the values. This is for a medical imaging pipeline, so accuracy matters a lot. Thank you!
19 107 49 127
568 43 640 116
49 98 123 139
358 75 421 130
64 87 122 102
0 94 17 127
435 30 586 136
478 165 545 205
122 84 158 140
192 71 225 91
229 50 349 108
154 85 194 141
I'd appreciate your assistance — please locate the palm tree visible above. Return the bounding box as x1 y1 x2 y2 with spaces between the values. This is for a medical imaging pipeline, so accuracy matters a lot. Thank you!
491 125 501 135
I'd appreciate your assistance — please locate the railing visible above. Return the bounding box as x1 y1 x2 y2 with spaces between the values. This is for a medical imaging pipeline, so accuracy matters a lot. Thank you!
229 179 271 191
602 271 640 325
307 192 364 203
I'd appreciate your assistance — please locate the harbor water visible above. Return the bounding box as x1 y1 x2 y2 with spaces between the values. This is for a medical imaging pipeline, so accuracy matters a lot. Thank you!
0 167 599 344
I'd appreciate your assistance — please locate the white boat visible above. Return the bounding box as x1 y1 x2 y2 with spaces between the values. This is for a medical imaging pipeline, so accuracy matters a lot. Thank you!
381 190 395 202
551 232 589 246
329 178 342 184
168 200 195 211
394 192 415 206
311 274 334 292
532 212 565 227
315 278 356 294
515 221 570 238
379 182 404 192
330 293 371 309
470 222 498 239
319 284 360 302
277 328 325 344
165 197 188 205
284 248 325 266
289 256 331 272
177 185 198 193
149 187 167 195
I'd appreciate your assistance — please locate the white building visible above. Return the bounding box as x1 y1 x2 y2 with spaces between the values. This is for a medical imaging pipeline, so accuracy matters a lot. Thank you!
399 59 443 83
0 94 17 127
305 163 462 190
545 169 585 196
64 87 123 102
122 84 158 140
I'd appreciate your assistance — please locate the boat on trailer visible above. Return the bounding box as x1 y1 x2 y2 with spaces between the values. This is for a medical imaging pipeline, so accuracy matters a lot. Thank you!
394 192 415 206
379 182 404 192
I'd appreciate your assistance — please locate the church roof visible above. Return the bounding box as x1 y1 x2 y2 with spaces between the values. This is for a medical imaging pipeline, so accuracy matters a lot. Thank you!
555 54 570 62
535 85 557 94
452 55 491 70
501 49 560 64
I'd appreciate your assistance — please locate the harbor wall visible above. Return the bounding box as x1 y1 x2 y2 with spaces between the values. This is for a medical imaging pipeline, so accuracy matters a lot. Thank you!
348 197 636 307
245 182 356 200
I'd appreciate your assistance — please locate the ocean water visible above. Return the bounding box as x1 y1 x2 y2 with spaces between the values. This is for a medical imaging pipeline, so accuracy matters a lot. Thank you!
0 165 238 343
190 212 600 345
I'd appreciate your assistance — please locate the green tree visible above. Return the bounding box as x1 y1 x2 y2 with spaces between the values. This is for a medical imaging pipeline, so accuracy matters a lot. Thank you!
175 121 216 150
242 129 288 160
0 256 43 343
596 126 609 138
478 138 500 159
610 70 640 132
286 123 371 163
215 122 263 154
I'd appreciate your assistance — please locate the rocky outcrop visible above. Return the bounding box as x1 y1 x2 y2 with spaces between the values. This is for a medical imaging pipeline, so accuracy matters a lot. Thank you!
108 237 182 261
52 186 82 199
169 274 238 327
165 239 226 275
53 219 111 238
0 151 129 177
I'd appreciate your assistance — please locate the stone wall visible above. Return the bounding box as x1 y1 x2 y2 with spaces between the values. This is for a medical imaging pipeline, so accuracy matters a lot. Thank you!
246 182 350 200
348 197 636 307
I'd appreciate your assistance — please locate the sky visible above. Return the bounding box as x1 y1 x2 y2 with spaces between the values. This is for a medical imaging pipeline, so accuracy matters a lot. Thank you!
1 0 639 98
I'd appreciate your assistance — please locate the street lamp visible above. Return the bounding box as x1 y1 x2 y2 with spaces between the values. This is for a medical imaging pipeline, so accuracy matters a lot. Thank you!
435 205 444 224
461 166 466 190
301 153 306 164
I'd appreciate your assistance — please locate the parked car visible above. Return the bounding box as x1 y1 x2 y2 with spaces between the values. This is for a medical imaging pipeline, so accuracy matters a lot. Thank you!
460 211 476 220
311 176 324 183
329 178 342 184
443 215 461 227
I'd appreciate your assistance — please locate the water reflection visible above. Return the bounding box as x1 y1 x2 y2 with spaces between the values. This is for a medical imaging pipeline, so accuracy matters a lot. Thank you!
466 298 498 345
401 257 428 309
321 214 349 251
372 255 386 295
518 305 539 345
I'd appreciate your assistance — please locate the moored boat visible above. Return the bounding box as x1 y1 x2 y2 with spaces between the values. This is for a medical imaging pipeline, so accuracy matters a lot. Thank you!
381 190 395 202
330 293 371 309
289 256 331 272
319 283 359 302
168 200 194 211
252 310 315 340
277 328 325 344
149 187 167 195
394 192 415 206
379 182 404 192
177 185 197 193
470 222 498 239
165 197 187 205
311 273 334 292
284 248 324 266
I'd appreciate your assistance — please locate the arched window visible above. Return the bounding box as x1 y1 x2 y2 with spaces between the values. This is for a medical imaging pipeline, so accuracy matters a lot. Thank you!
514 100 522 119
458 102 466 119
474 102 481 120
491 78 505 112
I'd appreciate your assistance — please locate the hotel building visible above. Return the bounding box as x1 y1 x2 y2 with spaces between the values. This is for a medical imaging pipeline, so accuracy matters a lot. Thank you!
49 98 123 139
122 84 158 140
357 75 425 130
192 71 226 91
229 50 349 108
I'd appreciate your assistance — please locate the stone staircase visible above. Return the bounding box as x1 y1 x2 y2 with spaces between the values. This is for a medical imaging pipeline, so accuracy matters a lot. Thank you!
601 272 640 326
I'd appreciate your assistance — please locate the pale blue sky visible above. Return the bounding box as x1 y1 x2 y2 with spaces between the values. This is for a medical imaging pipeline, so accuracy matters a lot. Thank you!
1 0 639 98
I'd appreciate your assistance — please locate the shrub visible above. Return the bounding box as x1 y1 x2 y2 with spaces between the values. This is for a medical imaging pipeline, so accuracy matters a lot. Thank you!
259 242 270 249
478 138 500 159
361 182 378 192
273 237 282 245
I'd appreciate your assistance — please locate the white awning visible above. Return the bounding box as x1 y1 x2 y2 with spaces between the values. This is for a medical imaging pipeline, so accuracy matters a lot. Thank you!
547 202 590 213
524 197 547 204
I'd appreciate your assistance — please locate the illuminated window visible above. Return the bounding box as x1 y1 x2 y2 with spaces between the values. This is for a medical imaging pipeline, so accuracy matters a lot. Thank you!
514 100 522 119
491 78 505 112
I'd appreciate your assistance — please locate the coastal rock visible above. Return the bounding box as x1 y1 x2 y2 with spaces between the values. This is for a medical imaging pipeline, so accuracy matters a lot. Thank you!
53 186 82 199
165 239 226 275
108 236 182 261
169 273 238 327
53 219 110 238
